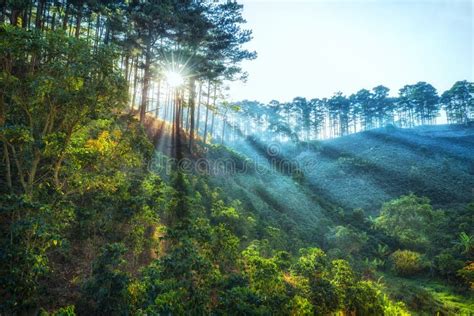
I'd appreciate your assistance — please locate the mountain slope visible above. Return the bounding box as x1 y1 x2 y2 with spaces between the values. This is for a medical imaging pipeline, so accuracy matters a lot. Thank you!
300 124 474 213
223 124 473 216
200 124 474 253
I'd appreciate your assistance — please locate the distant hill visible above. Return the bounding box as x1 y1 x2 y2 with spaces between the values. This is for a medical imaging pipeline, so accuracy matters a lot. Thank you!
299 124 474 213
204 124 474 248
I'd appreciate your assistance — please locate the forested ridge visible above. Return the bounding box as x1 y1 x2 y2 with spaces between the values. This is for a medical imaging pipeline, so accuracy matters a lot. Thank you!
1 1 473 315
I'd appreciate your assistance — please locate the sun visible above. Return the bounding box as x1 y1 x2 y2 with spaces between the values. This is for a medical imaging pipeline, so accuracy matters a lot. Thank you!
165 70 184 88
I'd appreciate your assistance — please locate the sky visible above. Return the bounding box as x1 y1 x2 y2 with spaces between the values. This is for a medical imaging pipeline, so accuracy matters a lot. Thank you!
227 0 473 103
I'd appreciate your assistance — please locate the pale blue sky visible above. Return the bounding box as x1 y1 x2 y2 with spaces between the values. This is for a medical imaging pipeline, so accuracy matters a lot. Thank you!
228 0 473 102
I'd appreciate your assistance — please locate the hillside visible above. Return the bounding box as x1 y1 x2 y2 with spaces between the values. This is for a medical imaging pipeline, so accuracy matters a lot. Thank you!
218 124 474 218
203 124 474 314
301 124 474 213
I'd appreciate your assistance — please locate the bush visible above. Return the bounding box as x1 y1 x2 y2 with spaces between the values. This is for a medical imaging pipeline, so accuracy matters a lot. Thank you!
391 250 425 276
457 262 474 289
374 194 443 250
39 305 76 316
79 243 130 315
433 252 464 279
345 281 385 315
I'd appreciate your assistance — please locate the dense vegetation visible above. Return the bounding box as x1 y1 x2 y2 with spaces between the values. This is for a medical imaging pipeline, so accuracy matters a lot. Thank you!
1 1 473 315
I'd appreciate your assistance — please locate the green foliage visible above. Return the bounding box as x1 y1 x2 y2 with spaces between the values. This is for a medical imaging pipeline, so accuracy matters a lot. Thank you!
433 252 464 279
241 244 286 301
326 225 368 256
79 243 131 315
345 281 386 315
286 295 313 315
457 262 474 289
455 232 474 255
292 247 328 278
0 26 127 195
375 194 441 250
331 259 355 298
40 305 76 316
391 250 425 276
0 195 73 313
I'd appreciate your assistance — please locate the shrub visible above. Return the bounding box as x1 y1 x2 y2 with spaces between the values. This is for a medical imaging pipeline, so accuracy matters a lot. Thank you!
457 262 474 289
79 243 130 315
325 225 368 256
345 281 385 315
433 252 464 279
391 250 424 276
286 295 313 315
39 305 76 316
374 194 441 250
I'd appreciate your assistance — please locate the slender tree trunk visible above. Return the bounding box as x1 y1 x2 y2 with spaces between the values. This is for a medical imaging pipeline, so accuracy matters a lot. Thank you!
94 13 101 48
2 143 12 191
21 1 29 28
63 1 70 30
124 55 130 82
221 115 226 145
131 55 139 109
140 44 152 123
0 0 6 24
164 90 170 121
51 9 57 30
179 95 185 131
86 13 92 42
42 0 50 31
210 85 217 140
203 82 211 144
188 78 196 151
0 85 11 190
173 90 182 157
185 106 190 132
35 0 45 29
11 8 20 25
75 2 83 38
195 82 203 136
104 17 111 44
210 112 215 140
155 79 161 117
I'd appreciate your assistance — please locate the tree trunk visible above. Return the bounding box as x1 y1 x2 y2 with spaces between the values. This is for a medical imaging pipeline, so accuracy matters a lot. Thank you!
210 112 215 140
221 116 226 145
42 0 49 31
11 8 20 26
195 82 203 136
203 82 211 144
0 86 11 190
209 85 217 140
140 45 152 123
164 90 170 121
35 0 45 29
21 1 29 28
63 1 70 30
94 13 101 48
51 9 56 30
2 143 12 191
173 90 182 157
188 78 196 151
155 79 161 117
75 2 83 38
0 0 6 24
131 55 139 109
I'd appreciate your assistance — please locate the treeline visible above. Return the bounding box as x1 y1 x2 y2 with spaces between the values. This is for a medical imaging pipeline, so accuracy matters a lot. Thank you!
232 81 473 142
1 0 255 151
